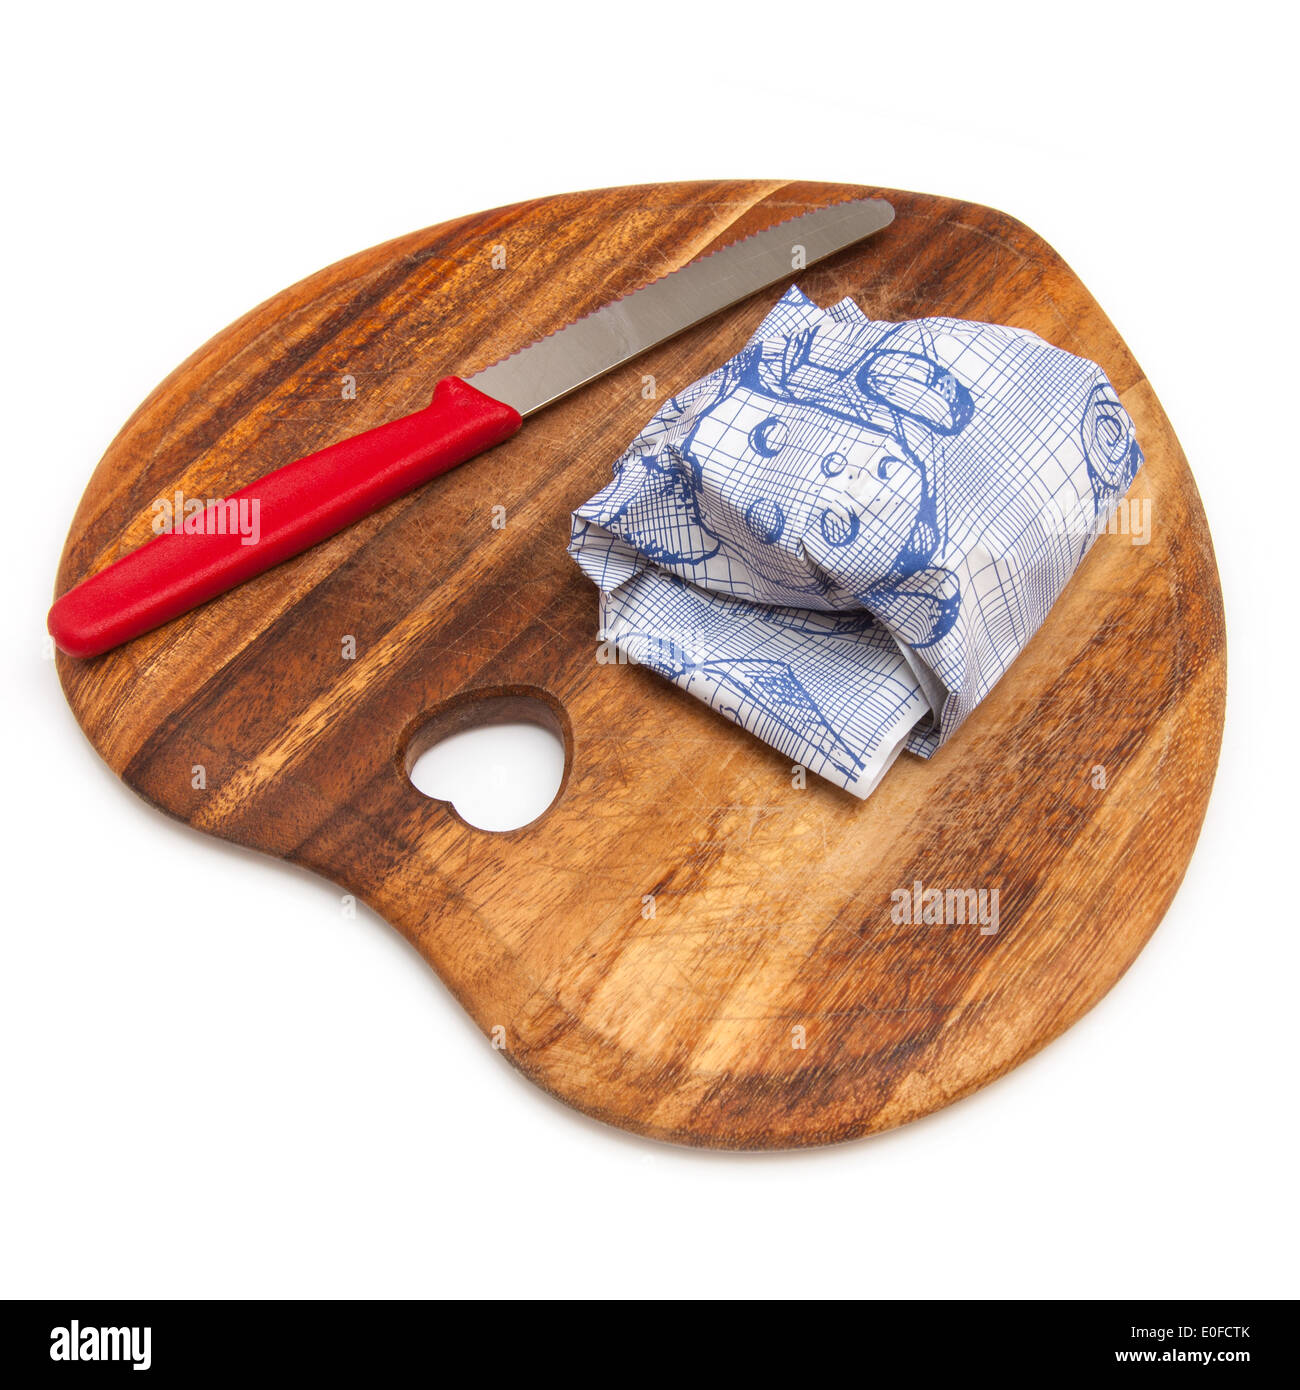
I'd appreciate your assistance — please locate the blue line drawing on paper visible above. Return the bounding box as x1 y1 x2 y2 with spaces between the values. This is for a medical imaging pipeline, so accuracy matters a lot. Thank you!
1081 382 1143 515
603 570 922 788
569 286 1145 799
606 316 976 631
588 441 723 566
743 496 786 544
649 650 863 783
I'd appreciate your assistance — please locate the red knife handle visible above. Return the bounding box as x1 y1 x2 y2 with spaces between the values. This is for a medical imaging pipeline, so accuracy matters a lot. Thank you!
48 376 523 659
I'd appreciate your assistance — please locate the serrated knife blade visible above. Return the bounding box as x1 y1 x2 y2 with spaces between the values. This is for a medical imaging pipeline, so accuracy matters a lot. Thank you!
471 196 895 416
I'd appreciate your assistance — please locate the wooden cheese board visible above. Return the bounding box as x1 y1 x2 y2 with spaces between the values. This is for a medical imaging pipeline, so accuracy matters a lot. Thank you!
53 181 1226 1147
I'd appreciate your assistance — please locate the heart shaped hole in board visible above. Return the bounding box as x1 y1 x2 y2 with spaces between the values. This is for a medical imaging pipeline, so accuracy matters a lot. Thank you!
404 692 567 832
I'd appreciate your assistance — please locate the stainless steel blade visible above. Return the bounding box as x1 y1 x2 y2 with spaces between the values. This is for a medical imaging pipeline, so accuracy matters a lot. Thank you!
469 197 894 417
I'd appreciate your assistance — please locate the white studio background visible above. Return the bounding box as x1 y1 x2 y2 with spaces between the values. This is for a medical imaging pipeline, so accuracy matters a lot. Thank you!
2 1 1295 1299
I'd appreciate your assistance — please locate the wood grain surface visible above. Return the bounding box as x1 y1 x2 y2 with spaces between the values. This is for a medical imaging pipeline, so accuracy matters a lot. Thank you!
54 181 1226 1148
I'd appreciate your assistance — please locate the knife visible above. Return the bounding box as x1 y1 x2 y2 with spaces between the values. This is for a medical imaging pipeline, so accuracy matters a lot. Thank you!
48 197 895 658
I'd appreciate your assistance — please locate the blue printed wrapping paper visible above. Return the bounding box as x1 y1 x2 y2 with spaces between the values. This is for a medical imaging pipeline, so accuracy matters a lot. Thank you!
568 287 1143 798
